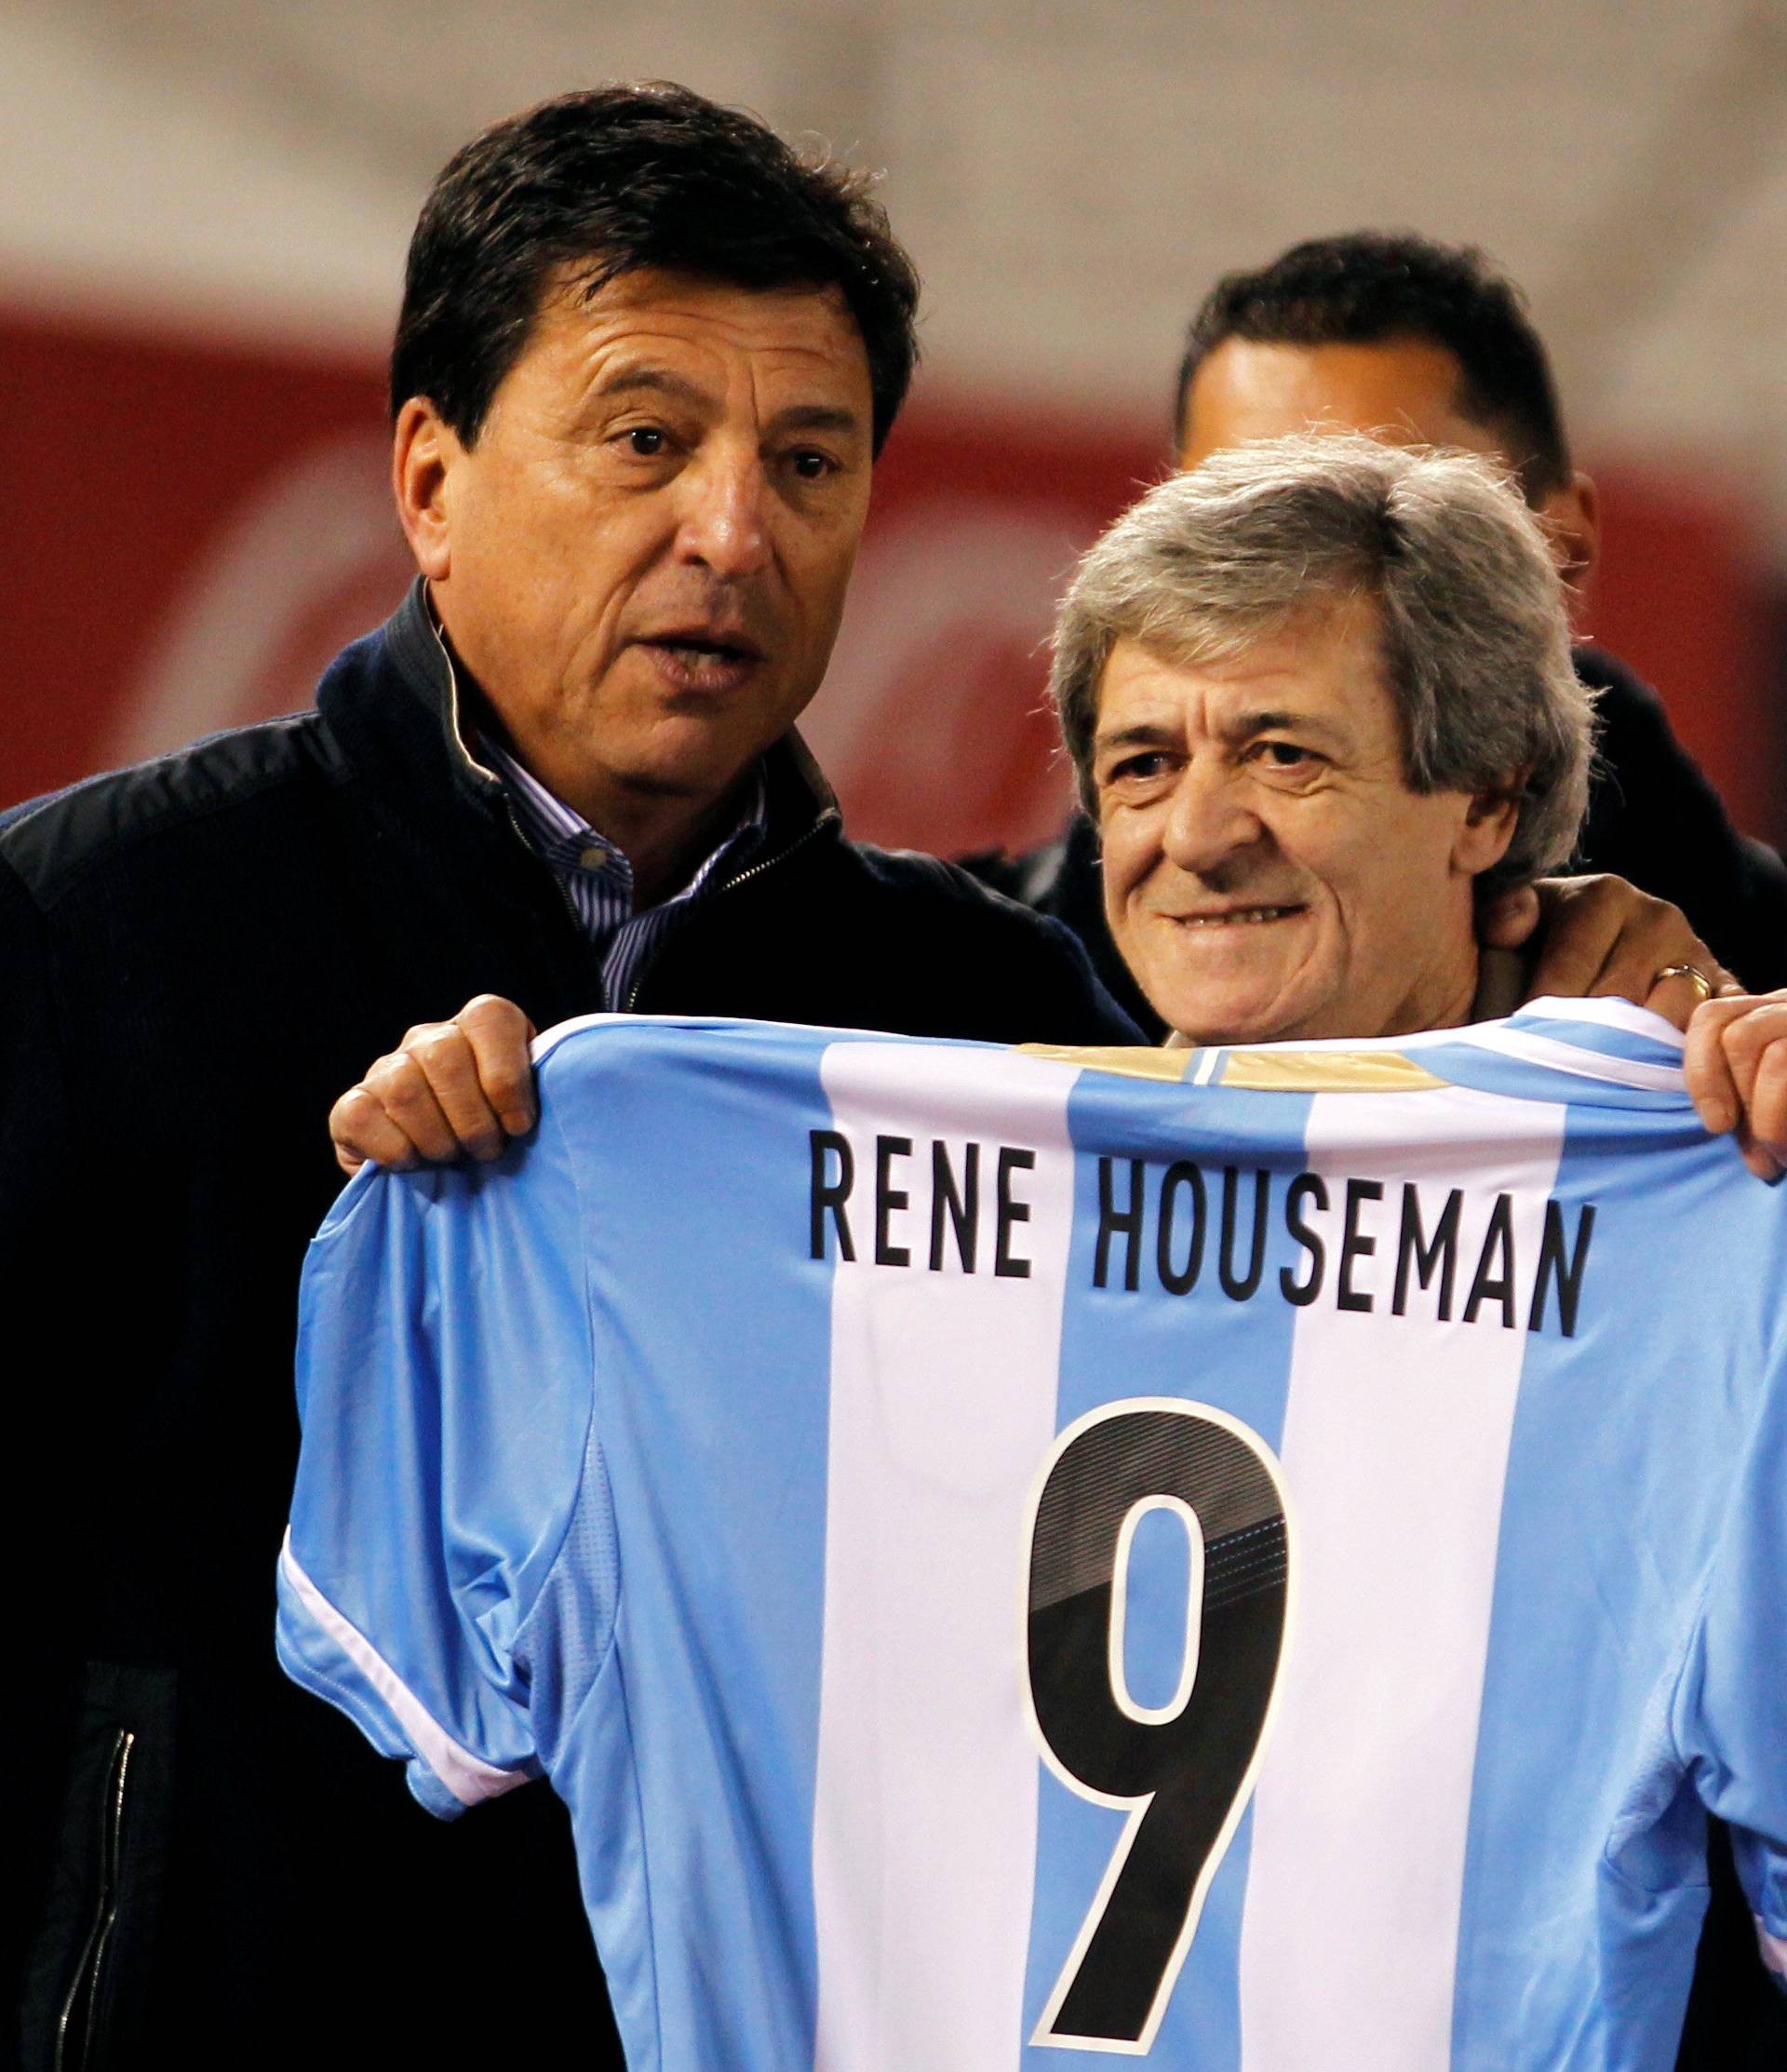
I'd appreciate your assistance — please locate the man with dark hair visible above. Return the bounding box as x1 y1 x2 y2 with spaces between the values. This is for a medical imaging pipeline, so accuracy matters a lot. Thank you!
974 231 1787 1035
3 84 1134 2066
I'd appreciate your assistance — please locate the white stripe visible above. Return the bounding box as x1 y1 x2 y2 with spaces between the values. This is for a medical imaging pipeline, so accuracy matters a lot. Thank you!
811 1043 1082 2072
1452 1024 1685 1093
1237 1085 1565 2071
279 1532 526 1809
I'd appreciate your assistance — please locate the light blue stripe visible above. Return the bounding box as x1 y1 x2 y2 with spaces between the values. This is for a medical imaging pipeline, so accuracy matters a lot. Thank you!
1506 1012 1684 1070
549 1017 841 2071
1450 1095 1778 2069
1021 1072 1313 2070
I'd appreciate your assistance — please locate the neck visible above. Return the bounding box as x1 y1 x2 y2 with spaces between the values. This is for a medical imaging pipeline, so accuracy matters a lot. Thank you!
524 742 748 908
589 775 747 908
1381 940 1481 1038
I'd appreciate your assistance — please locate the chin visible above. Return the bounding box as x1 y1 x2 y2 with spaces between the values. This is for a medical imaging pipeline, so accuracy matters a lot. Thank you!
1156 983 1336 1048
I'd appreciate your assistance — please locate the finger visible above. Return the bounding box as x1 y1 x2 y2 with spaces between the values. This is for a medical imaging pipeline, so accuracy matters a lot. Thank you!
1746 1035 1787 1164
1719 999 1787 1130
404 1023 510 1161
362 1048 468 1164
329 1083 425 1176
457 994 539 1137
1524 877 1622 1001
1552 879 1718 1025
1683 996 1753 1135
1736 1121 1784 1183
1643 968 1718 1034
1478 882 1540 952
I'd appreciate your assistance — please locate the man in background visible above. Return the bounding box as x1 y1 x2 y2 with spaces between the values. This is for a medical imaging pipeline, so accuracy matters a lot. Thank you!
971 233 1787 1038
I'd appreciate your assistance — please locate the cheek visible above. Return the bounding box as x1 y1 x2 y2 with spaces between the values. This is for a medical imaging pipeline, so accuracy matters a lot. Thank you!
1330 800 1469 926
786 525 862 632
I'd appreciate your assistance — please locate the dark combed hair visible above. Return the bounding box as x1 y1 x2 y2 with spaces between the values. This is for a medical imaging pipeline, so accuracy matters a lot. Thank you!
1175 231 1571 503
391 82 921 454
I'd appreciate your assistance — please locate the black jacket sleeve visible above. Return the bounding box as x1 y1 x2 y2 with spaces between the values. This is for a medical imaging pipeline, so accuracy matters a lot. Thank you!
0 859 84 2021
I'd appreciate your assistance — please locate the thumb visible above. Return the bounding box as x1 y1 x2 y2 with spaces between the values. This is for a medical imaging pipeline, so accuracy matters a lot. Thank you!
1478 882 1540 950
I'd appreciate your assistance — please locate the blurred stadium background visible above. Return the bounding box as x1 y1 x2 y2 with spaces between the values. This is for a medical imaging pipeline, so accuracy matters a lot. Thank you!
5 0 1786 857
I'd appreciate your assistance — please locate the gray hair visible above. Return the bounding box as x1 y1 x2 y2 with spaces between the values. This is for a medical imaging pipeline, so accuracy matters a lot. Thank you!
1050 433 1595 895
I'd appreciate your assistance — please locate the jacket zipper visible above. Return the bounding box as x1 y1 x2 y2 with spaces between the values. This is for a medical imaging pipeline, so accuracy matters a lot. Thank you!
54 1729 135 2072
623 809 838 1011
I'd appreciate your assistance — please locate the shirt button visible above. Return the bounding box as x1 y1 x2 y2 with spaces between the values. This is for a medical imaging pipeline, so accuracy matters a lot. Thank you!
578 844 607 870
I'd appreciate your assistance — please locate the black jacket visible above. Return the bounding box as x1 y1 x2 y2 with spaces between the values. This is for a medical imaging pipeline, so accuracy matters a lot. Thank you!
4 584 1135 2069
964 644 1787 1041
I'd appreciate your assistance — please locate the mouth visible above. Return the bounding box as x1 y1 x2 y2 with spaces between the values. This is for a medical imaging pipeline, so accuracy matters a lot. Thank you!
1167 904 1305 927
635 629 767 693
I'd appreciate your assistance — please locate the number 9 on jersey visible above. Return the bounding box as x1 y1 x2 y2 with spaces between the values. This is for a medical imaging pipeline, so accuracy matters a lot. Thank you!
1023 1399 1293 2052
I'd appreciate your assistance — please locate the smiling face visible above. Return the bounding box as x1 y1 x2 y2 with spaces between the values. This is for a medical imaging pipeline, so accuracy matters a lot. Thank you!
1093 603 1518 1044
396 264 875 854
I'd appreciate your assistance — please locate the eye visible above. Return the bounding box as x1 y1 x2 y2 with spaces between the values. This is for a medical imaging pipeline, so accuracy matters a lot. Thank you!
788 449 837 481
1113 750 1171 781
1097 748 1177 792
1250 740 1320 771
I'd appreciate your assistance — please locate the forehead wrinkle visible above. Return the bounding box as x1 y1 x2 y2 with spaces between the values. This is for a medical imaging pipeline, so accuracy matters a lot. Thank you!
591 363 714 409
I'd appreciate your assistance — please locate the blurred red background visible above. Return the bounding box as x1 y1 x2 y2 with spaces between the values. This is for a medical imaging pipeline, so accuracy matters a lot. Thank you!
5 303 1780 858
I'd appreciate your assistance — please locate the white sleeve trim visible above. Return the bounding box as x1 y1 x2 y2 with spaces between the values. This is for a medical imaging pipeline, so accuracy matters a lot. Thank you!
280 1530 528 1809
1452 1025 1686 1093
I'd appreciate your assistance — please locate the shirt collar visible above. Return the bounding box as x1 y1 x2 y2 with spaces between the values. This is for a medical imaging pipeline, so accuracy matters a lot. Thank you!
477 730 768 911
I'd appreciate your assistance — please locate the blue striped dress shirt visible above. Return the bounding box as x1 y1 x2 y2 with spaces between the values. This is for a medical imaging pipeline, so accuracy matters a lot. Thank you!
481 735 768 1010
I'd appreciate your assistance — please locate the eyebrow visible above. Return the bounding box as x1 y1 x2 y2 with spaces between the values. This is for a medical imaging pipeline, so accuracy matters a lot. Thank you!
1229 707 1350 748
1093 721 1177 755
592 366 712 410
770 402 865 439
590 368 866 441
1092 709 1353 756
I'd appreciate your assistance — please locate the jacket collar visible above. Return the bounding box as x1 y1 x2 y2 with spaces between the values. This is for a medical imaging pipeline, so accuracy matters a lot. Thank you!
374 575 841 872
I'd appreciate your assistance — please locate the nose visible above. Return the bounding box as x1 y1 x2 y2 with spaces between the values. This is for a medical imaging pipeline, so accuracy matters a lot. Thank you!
1159 758 1266 877
674 445 772 582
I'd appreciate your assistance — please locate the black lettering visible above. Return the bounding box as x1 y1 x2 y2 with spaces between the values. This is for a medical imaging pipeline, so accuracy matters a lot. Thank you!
875 1135 913 1266
1095 1158 1146 1291
1155 1162 1207 1296
996 1147 1035 1279
1464 1193 1517 1328
929 1140 980 1272
1527 1200 1596 1337
809 1130 855 1260
1393 1186 1461 1319
1337 1177 1385 1313
1218 1166 1270 1302
1279 1172 1329 1305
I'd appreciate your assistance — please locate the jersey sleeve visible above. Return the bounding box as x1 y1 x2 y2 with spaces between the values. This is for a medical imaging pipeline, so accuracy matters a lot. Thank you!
276 1107 600 1820
1670 1356 1787 1984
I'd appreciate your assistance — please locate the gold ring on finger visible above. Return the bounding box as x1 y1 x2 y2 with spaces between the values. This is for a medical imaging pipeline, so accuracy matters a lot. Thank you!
1652 962 1714 1003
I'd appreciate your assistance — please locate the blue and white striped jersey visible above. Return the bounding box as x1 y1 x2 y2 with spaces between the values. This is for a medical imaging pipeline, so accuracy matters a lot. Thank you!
278 1000 1787 2072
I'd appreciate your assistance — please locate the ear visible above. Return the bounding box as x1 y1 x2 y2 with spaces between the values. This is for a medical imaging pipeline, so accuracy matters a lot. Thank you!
1538 469 1600 620
1454 777 1523 879
392 397 463 582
